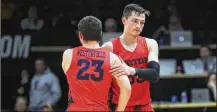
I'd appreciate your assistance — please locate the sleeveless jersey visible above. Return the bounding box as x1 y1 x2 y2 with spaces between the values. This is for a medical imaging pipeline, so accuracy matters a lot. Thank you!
111 36 150 106
65 46 112 109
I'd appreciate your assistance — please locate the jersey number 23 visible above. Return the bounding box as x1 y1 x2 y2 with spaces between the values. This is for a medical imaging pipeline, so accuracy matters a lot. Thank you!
77 59 104 81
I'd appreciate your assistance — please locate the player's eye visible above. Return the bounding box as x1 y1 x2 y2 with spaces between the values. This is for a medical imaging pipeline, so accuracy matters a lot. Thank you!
140 21 145 25
133 19 139 23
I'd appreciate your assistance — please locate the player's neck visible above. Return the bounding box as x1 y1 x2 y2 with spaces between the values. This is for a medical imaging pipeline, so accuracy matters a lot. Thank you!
82 41 100 49
120 33 137 45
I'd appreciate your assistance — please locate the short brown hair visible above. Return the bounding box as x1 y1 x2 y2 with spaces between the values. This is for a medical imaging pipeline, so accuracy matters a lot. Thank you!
123 4 150 19
78 16 102 42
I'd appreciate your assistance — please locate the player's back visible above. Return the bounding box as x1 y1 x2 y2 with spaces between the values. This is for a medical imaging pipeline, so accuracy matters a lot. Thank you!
65 46 112 111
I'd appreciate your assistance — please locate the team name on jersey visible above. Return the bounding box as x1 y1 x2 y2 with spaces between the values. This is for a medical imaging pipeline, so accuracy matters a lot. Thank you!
77 49 106 58
124 57 148 66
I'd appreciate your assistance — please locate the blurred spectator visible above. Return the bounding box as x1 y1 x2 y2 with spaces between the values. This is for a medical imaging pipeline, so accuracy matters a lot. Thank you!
20 6 44 30
152 4 184 44
207 72 216 101
168 15 183 32
1 0 17 33
153 15 183 37
101 18 121 44
14 96 28 112
197 45 216 73
29 58 61 111
52 12 64 27
104 18 117 32
12 69 30 108
176 65 183 74
168 2 178 17
1 0 15 20
167 2 183 32
50 12 80 46
17 69 30 98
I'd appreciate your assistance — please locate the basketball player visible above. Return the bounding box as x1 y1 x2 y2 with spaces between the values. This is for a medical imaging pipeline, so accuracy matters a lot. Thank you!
62 16 131 111
102 4 160 111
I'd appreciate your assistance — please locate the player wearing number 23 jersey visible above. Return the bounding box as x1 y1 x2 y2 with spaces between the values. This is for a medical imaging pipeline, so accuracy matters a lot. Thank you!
65 47 112 111
62 16 131 111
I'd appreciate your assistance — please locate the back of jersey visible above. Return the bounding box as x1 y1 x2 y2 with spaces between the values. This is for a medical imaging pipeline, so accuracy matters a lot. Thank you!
65 46 112 109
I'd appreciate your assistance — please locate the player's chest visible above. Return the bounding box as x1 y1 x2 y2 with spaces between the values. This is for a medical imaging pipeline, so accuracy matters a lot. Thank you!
115 50 148 67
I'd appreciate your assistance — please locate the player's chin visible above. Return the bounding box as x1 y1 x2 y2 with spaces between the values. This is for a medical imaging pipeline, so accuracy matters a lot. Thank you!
131 32 140 37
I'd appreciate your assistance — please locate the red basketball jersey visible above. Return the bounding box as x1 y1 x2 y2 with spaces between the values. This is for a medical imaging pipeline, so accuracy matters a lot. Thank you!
65 46 112 110
111 36 150 106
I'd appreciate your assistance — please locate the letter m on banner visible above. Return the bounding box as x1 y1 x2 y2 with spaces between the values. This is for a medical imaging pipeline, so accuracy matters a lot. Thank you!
0 35 31 59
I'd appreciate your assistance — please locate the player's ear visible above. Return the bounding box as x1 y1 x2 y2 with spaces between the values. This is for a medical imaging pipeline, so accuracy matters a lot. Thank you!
78 32 83 40
122 17 127 25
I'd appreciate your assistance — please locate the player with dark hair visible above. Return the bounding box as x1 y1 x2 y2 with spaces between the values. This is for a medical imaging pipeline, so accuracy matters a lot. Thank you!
103 4 159 111
62 16 131 111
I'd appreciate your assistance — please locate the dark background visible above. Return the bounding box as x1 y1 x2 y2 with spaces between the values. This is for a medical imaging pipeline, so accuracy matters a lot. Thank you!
1 0 216 111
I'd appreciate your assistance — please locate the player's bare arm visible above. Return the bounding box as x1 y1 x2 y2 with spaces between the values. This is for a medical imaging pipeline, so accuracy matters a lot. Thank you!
110 52 131 111
146 38 159 62
110 38 160 83
133 38 160 82
62 49 73 73
103 41 135 76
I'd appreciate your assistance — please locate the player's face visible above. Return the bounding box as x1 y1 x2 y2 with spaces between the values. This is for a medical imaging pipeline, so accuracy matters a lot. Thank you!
123 12 145 37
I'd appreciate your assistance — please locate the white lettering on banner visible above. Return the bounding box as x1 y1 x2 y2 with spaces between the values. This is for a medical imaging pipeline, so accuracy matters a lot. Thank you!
0 35 31 59
0 35 12 57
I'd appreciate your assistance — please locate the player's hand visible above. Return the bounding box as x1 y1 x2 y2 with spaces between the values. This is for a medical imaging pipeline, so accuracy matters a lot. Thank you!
42 107 50 112
110 63 135 78
41 105 52 112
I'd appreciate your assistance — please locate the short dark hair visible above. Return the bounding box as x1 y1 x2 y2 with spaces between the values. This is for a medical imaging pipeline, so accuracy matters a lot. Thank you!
78 16 102 42
123 4 149 19
36 58 47 66
201 45 211 51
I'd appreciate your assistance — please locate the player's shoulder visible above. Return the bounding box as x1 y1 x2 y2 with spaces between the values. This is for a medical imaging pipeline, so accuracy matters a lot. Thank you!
145 37 158 46
102 37 119 47
102 41 113 52
138 36 157 44
62 48 74 61
63 46 81 56
103 41 113 47
109 52 122 66
109 52 118 59
63 49 72 56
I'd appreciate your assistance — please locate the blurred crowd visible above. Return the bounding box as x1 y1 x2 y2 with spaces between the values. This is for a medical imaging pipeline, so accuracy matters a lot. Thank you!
1 0 216 111
12 58 62 112
2 0 216 44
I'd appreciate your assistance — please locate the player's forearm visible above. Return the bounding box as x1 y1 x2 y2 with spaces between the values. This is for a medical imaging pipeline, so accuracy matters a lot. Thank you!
132 61 160 83
116 89 131 111
135 68 159 83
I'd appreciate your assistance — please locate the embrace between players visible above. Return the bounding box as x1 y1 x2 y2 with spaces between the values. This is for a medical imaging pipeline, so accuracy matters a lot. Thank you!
62 3 160 112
